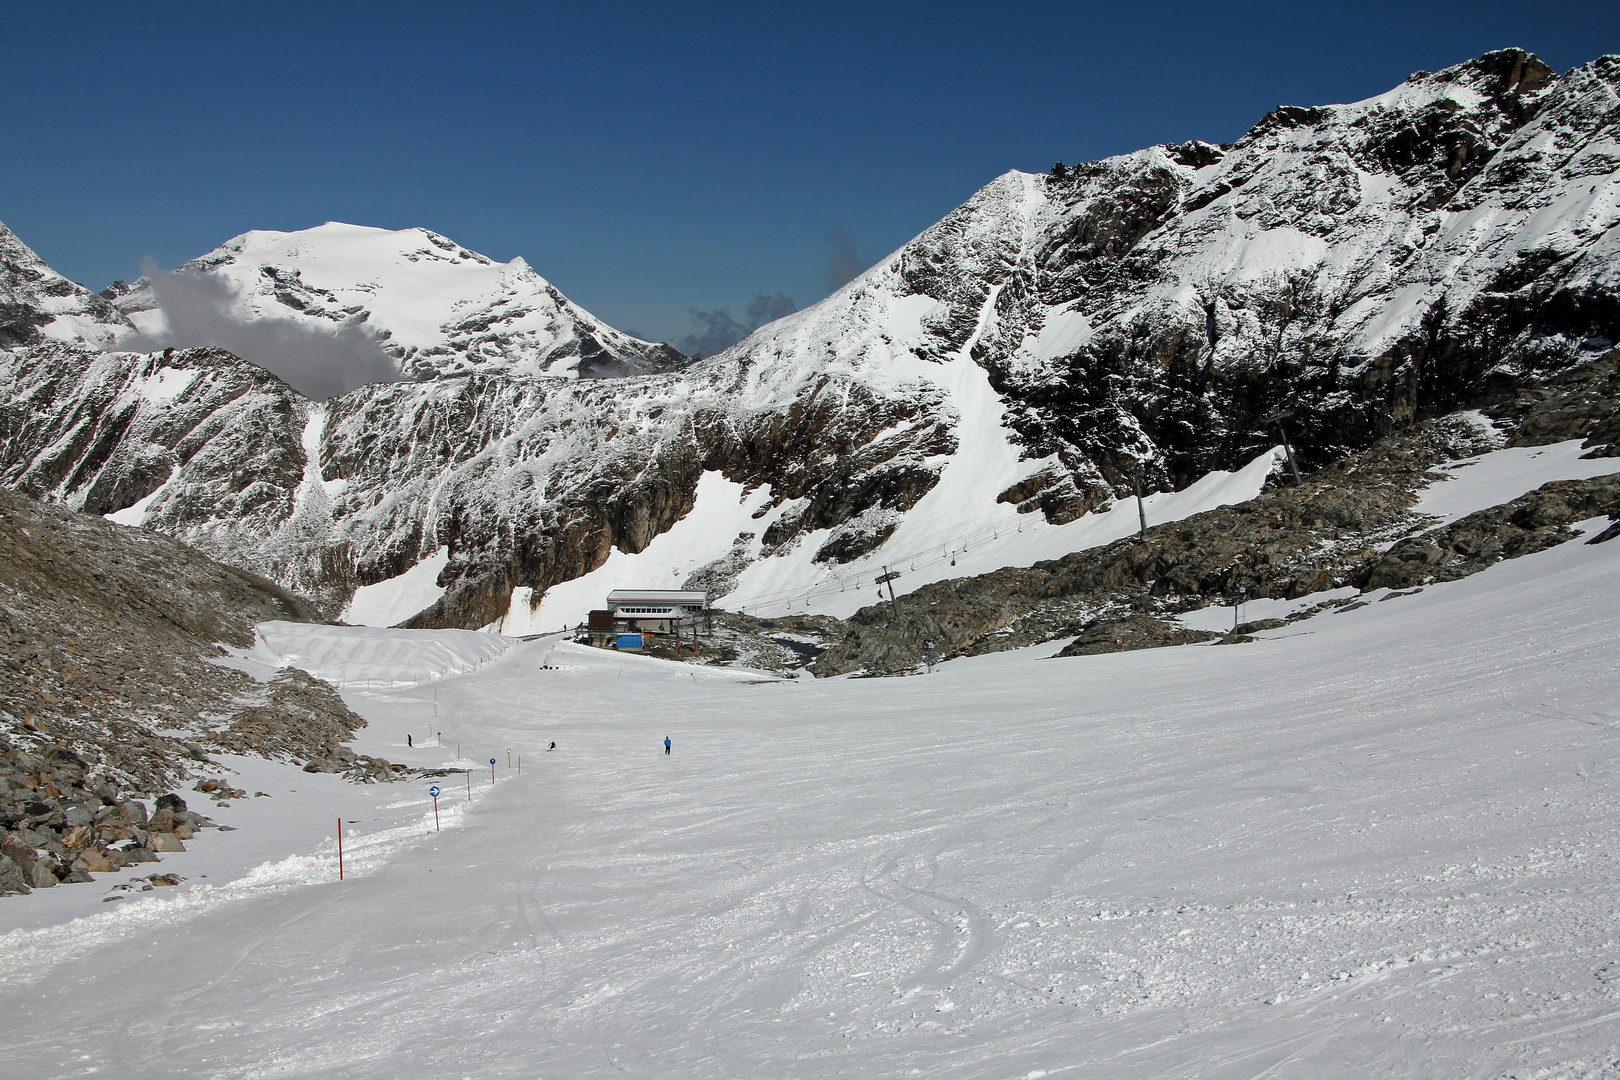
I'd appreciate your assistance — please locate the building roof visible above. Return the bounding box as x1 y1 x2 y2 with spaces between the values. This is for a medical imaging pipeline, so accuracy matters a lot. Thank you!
606 589 708 606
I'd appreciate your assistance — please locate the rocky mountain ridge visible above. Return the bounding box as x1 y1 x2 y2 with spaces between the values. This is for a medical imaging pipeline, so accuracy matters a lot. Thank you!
0 222 132 351
1 49 1616 641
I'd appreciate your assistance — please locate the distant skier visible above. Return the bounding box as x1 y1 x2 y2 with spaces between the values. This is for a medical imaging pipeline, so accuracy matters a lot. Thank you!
547 741 556 751
664 736 671 755
406 734 412 748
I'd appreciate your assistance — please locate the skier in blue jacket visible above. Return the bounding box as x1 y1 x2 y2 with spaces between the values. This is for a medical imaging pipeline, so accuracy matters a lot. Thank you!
664 736 671 755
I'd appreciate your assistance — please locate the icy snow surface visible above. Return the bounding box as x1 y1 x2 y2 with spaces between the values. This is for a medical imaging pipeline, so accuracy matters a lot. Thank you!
241 620 511 689
1414 438 1619 526
4 521 1620 1076
342 546 451 627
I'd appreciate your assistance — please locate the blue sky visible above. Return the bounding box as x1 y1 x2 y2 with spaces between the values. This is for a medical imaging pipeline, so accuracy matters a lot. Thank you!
2 1 1615 347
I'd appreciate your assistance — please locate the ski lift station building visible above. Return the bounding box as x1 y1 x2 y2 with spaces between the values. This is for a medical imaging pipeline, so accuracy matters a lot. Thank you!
603 589 710 633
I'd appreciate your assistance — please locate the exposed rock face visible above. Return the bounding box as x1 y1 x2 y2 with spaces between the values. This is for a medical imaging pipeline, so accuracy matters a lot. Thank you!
951 50 1617 493
1489 350 1620 454
0 338 951 626
1 51 1617 633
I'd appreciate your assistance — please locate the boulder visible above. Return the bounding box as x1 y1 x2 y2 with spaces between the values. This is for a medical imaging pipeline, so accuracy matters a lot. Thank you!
1054 616 1222 657
73 848 112 873
147 807 176 833
149 833 186 853
24 860 57 888
155 793 187 813
0 854 29 895
0 832 36 867
60 824 95 849
116 800 148 825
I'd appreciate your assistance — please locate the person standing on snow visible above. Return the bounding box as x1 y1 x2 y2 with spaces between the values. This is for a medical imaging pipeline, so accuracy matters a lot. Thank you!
664 736 671 755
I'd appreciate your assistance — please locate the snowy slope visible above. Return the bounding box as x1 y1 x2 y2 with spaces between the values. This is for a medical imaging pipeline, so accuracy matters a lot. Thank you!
3 513 1619 1076
528 448 1288 627
113 222 689 380
239 620 511 689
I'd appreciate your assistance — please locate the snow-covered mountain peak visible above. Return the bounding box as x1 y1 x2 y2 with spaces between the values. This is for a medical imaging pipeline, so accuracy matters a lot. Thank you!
113 221 689 382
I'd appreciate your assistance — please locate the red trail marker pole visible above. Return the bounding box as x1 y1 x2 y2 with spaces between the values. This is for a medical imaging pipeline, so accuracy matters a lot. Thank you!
433 795 440 831
466 769 471 801
337 818 344 881
490 758 496 783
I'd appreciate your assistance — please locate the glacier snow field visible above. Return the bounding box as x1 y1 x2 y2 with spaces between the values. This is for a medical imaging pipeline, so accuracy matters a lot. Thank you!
4 527 1620 1076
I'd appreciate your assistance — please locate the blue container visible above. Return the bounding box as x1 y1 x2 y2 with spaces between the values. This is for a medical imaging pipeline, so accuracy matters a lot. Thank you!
616 633 644 649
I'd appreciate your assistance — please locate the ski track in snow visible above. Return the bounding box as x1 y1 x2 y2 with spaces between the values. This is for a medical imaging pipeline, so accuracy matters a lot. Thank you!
3 513 1620 1076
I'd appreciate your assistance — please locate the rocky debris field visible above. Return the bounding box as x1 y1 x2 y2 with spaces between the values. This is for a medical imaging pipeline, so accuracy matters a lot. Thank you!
0 739 219 895
0 485 411 896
